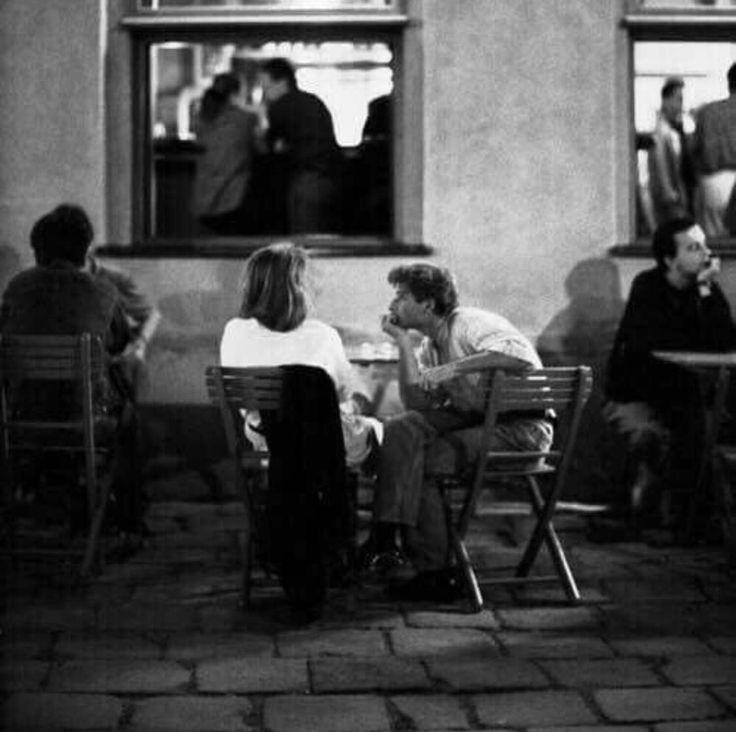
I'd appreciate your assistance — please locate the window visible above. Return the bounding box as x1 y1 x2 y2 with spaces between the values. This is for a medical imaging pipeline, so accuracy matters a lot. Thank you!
624 2 736 243
124 1 416 249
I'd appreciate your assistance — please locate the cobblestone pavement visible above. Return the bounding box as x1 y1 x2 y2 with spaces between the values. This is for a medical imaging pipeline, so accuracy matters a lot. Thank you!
2 463 736 731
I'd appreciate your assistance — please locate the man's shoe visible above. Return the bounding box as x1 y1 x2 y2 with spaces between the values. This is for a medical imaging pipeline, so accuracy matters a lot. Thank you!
388 569 462 602
359 547 408 574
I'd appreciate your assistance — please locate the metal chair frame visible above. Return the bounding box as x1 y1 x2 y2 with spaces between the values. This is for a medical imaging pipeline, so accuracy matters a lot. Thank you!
0 333 112 576
437 365 593 611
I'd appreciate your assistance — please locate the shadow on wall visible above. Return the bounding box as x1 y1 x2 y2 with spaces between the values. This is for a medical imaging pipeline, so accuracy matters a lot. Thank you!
536 257 626 504
0 245 21 294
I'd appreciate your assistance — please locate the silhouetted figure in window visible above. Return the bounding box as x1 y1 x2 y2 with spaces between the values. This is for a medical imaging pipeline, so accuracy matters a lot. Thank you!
692 62 736 236
194 73 260 236
258 58 342 234
648 77 694 226
350 94 392 235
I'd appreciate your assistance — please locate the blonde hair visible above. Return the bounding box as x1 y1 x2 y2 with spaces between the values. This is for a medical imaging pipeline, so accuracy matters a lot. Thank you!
239 242 308 332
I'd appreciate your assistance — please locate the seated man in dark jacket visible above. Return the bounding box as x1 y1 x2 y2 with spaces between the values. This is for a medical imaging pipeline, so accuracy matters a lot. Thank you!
1 204 144 546
604 216 736 539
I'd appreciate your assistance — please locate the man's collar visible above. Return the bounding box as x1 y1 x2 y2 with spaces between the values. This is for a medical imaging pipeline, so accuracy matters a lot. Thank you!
430 311 455 348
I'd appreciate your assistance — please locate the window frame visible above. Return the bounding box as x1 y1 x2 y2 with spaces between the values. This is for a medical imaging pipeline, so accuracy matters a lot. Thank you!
619 3 736 253
120 4 426 255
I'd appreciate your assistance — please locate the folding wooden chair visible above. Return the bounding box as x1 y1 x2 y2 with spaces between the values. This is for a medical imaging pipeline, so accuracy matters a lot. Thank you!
0 334 113 577
205 365 283 607
437 366 593 611
206 364 358 609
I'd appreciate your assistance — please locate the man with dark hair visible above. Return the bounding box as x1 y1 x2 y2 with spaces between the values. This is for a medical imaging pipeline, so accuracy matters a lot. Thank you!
692 62 736 235
259 57 342 234
359 263 554 601
3 204 126 350
1 203 147 551
648 76 693 226
604 217 736 540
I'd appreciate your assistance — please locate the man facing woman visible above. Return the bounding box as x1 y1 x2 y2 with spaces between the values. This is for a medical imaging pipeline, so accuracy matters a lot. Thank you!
220 241 380 468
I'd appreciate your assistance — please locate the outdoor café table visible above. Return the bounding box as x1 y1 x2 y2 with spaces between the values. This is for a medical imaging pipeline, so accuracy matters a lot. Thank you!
652 350 736 541
346 342 399 415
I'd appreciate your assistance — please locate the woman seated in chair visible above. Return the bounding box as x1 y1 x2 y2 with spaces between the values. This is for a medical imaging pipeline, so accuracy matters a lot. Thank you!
219 241 380 467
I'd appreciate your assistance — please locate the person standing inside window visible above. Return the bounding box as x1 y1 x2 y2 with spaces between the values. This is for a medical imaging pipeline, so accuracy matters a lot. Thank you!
194 72 260 236
259 58 342 235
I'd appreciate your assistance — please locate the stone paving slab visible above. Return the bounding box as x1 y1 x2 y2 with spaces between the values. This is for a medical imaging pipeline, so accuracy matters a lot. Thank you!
404 609 499 629
710 684 736 711
95 603 201 632
197 657 308 693
473 690 598 727
277 628 387 657
263 694 390 732
390 693 469 730
653 722 736 732
310 657 431 692
0 631 54 658
0 659 50 691
426 657 550 691
312 607 406 629
53 632 162 660
390 628 498 657
540 658 661 687
608 635 713 657
495 607 600 631
708 636 736 654
529 727 649 732
497 632 613 658
594 687 726 723
1 692 123 729
165 632 273 660
598 602 700 635
2 603 94 631
661 654 736 684
693 605 736 636
46 659 190 693
130 695 254 731
602 578 708 602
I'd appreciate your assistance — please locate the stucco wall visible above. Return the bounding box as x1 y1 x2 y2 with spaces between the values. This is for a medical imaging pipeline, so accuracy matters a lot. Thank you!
0 0 105 281
0 0 652 414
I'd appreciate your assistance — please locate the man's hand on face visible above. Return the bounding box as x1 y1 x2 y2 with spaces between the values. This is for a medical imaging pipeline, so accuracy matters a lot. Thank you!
381 313 408 341
697 256 720 286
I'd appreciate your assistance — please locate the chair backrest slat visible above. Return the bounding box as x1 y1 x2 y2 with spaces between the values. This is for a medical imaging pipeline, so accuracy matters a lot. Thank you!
205 366 284 411
493 368 592 414
1 335 105 381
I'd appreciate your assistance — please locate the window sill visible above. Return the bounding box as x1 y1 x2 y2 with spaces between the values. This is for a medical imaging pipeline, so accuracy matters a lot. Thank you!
95 237 433 259
609 237 736 259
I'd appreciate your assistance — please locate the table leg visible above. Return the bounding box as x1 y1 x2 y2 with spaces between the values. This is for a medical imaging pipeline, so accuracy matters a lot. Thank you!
686 365 730 541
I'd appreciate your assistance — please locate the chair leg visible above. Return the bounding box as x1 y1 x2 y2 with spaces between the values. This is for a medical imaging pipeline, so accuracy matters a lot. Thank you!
241 526 253 609
439 483 484 612
81 469 111 577
517 476 580 603
238 465 259 610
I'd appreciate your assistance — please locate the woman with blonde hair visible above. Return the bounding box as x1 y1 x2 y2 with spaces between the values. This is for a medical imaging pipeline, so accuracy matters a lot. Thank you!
220 241 379 466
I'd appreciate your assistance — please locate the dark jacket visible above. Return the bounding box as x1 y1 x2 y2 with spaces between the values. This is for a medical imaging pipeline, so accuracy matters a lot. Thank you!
260 365 350 610
606 266 736 409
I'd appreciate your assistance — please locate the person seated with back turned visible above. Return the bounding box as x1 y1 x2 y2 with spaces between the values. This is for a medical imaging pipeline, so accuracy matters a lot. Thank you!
0 203 146 551
358 263 554 602
84 250 160 402
219 241 380 470
604 216 736 542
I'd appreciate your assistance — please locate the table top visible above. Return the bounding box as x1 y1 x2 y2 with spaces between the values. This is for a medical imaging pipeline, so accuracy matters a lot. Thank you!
652 350 736 367
346 343 399 365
